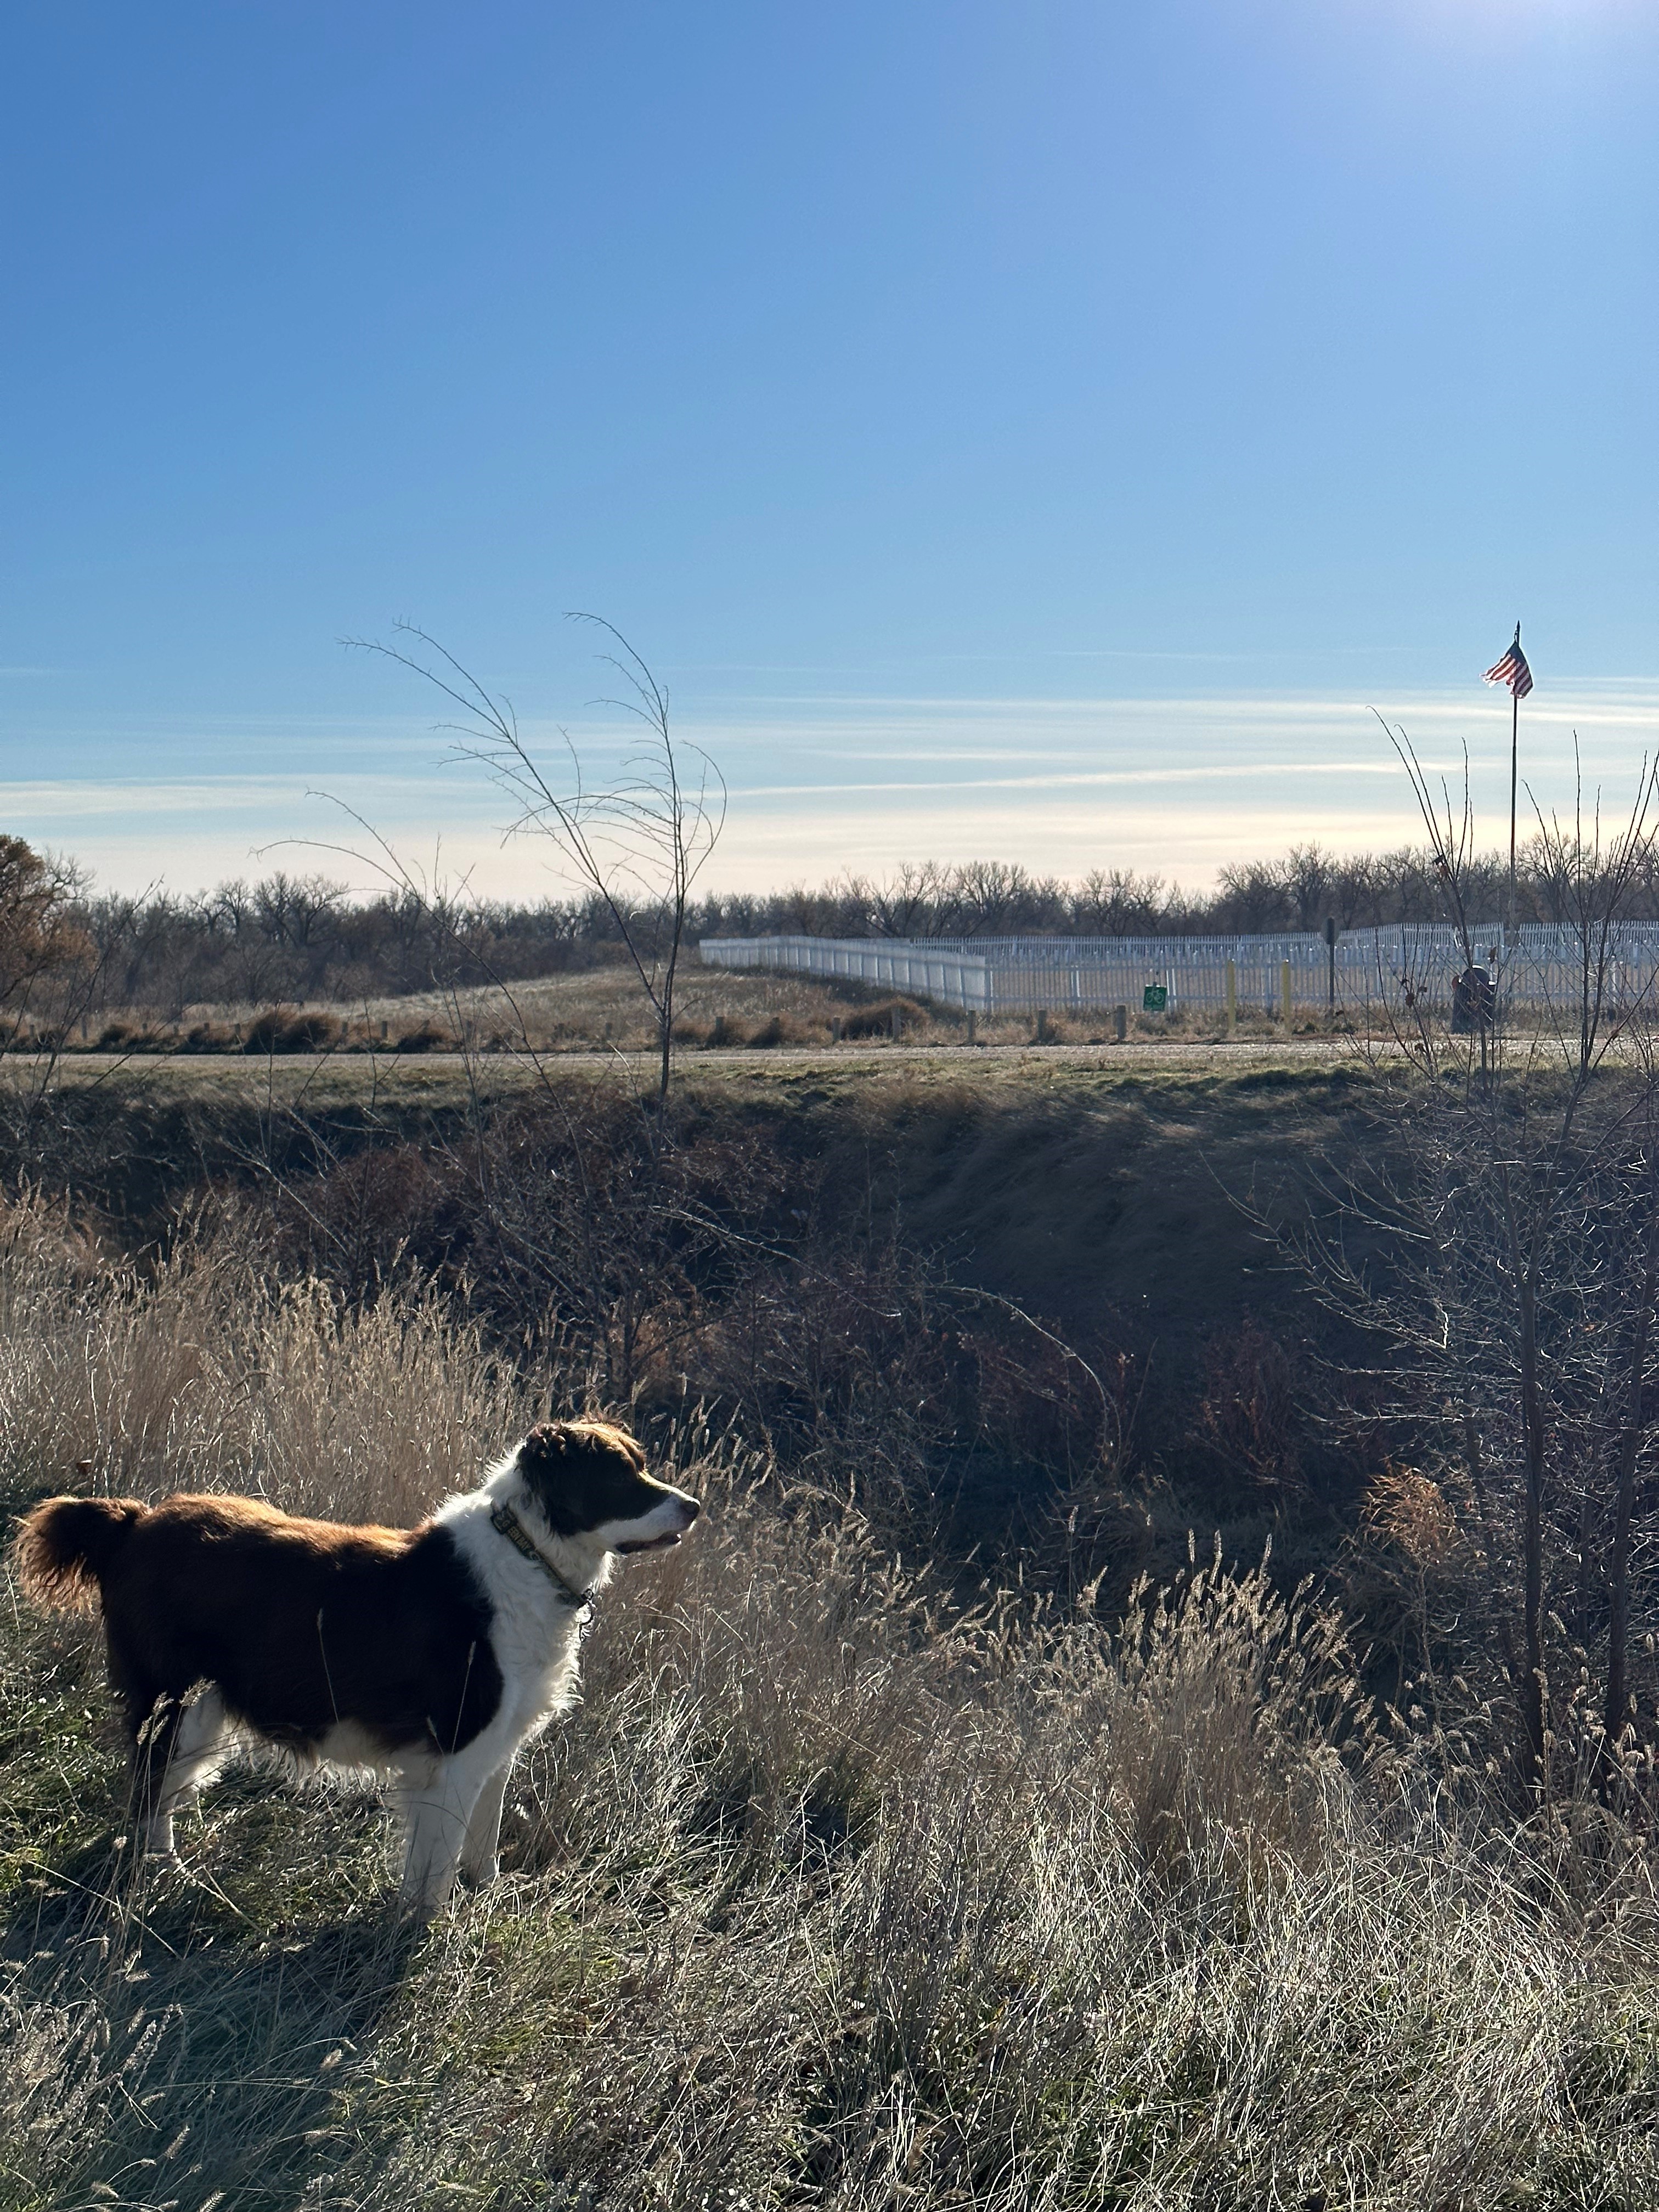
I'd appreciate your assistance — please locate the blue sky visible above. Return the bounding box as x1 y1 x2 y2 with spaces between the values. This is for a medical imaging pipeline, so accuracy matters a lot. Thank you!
5 1 1658 896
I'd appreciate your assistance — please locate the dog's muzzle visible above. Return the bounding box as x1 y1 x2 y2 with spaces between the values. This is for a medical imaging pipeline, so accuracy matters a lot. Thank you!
614 1493 701 1555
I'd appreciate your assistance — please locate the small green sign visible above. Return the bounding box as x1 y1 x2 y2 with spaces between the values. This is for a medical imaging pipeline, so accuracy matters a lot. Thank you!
1143 984 1168 1012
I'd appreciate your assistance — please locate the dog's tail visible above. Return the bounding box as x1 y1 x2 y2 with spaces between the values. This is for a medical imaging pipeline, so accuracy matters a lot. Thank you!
11 1495 146 1615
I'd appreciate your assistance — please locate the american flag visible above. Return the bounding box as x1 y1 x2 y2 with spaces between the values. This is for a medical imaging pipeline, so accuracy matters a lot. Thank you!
1484 629 1533 699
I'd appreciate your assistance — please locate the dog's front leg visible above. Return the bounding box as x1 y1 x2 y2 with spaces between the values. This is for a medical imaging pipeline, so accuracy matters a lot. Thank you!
130 1694 184 1862
132 1690 228 1861
396 1750 495 1918
459 1759 512 1887
146 1687 232 1858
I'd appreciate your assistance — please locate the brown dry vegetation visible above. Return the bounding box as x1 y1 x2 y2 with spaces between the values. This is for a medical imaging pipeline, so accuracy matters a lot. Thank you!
8 1054 1374 1560
20 952 1324 1060
3 1200 1658 2208
4 1037 1659 2207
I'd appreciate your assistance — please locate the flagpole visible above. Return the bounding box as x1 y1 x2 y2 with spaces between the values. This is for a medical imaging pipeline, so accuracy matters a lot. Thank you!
1508 620 1521 936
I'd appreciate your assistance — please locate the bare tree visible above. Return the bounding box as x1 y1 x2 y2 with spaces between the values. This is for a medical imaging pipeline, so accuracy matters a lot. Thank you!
0 839 168 1186
350 617 725 1099
1074 867 1167 938
1528 749 1659 1075
1293 732 1659 1797
866 861 951 940
1282 842 1334 933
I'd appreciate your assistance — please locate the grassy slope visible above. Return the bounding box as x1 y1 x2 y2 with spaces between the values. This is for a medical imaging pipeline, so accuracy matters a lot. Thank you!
70 953 1322 1054
8 1045 1363 1324
2 1048 1377 1575
1 1211 1656 2209
5 1056 1656 2206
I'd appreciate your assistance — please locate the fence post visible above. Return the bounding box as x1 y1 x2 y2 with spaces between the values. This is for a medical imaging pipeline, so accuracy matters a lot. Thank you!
1113 1004 1127 1043
831 1017 843 1043
1036 1008 1049 1045
1225 958 1236 1037
1280 959 1293 1025
966 1011 977 1046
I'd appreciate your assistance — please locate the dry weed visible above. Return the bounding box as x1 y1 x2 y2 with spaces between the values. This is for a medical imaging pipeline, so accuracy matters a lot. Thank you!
1 1198 1656 2207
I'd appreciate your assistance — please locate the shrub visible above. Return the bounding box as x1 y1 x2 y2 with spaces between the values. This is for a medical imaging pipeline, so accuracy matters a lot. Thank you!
241 1007 291 1054
394 1020 453 1053
278 1009 342 1052
747 1012 821 1048
240 1006 345 1054
178 1020 238 1054
840 996 926 1041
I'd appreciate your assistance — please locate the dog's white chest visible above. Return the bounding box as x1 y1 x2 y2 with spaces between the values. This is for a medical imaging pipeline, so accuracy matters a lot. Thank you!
483 1576 588 1732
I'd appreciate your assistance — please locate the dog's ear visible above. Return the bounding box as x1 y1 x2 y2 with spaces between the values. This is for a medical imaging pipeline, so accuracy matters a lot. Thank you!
521 1421 571 1461
515 1419 657 1537
521 1419 642 1470
517 1423 574 1490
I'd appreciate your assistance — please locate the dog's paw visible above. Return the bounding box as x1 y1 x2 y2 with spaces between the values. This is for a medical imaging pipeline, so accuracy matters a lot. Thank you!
137 1847 189 1891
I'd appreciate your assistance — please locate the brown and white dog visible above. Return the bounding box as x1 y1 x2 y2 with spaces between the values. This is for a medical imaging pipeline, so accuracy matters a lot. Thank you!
12 1419 699 1917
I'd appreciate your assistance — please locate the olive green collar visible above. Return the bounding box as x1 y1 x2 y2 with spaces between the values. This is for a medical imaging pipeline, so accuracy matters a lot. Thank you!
489 1500 593 1611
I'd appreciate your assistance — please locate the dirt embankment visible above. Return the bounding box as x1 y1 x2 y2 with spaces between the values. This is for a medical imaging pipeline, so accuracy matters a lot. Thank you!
2 1053 1370 1331
0 1056 1381 1562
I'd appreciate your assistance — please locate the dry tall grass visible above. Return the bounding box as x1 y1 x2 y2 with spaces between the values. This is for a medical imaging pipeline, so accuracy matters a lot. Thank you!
2 1198 1657 2208
51 956 1321 1060
0 1201 521 1520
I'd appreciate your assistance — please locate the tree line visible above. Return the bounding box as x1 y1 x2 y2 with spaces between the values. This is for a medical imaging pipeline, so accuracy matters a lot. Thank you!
13 833 1659 1023
718 840 1659 940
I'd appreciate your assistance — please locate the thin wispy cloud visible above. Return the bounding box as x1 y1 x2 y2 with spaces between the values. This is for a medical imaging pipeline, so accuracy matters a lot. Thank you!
8 680 1659 896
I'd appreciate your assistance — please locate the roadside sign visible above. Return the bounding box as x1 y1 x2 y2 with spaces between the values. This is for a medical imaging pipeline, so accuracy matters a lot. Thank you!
1142 984 1168 1012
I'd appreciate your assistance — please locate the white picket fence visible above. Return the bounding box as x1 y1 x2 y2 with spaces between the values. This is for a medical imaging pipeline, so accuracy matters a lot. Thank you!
698 935 992 1011
700 926 1659 1019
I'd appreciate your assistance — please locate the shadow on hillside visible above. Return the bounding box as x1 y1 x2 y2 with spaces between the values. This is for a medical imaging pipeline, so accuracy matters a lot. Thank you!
4 1844 422 2205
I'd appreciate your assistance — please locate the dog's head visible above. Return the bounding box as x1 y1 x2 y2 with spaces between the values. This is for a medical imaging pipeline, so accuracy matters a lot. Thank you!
514 1420 700 1556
